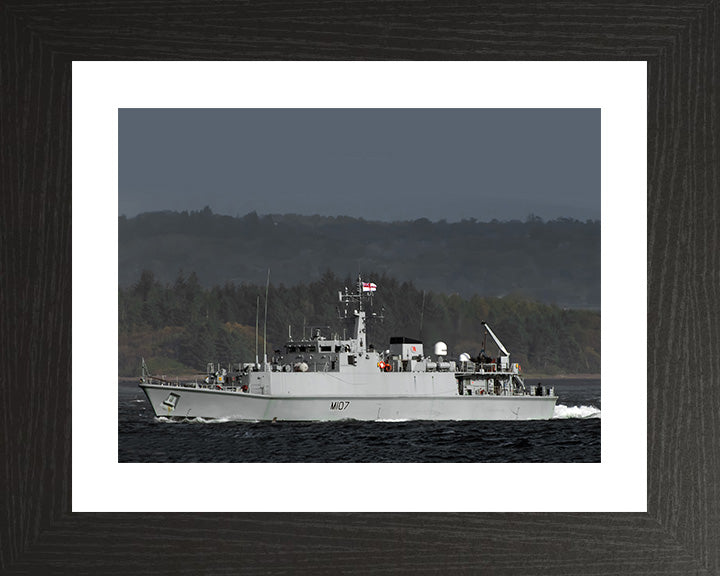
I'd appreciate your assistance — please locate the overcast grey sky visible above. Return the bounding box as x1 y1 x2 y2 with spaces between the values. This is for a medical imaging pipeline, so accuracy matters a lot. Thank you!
119 109 600 222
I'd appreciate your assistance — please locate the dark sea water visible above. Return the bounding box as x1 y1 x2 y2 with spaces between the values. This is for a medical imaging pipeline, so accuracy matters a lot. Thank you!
118 378 600 463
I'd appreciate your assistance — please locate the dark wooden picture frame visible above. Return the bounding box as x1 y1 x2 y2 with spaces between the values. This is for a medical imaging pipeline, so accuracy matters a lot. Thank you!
2 2 718 574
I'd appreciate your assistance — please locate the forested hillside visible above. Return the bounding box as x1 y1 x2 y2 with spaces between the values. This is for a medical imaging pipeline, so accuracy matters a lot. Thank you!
119 209 600 309
119 271 600 377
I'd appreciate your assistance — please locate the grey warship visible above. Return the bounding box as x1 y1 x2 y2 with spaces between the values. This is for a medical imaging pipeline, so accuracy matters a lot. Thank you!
139 278 558 421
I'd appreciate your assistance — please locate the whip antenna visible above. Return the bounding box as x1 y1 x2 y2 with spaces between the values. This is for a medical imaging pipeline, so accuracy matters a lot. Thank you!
263 269 270 365
255 295 259 365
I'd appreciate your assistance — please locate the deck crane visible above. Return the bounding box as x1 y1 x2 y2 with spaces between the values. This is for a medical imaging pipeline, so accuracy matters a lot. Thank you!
481 322 511 371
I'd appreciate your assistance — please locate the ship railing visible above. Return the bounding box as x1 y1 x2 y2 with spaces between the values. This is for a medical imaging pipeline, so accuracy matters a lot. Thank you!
457 361 476 373
144 376 241 391
457 361 499 374
143 375 181 387
145 376 177 387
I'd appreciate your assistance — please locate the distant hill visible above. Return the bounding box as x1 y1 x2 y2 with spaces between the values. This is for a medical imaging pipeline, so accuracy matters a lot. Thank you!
118 271 600 377
119 208 600 309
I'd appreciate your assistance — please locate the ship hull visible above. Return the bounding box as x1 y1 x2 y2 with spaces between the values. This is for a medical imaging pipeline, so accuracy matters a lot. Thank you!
140 383 557 421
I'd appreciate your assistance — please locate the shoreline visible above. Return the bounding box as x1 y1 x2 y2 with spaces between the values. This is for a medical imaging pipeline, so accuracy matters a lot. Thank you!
119 373 601 383
523 373 601 380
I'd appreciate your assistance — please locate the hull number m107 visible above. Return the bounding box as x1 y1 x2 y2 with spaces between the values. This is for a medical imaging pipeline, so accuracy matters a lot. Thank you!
330 401 350 411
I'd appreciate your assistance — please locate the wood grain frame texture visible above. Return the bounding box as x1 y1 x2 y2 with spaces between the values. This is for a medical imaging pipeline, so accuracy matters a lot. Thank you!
1 1 718 574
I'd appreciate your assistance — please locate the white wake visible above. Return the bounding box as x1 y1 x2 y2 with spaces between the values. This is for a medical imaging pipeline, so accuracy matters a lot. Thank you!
552 404 601 419
154 416 233 424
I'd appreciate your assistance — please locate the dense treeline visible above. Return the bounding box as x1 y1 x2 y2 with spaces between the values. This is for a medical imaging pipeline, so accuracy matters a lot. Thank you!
119 208 600 309
119 270 600 377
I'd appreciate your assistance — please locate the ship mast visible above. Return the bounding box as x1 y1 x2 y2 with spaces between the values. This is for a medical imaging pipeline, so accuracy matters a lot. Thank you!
338 276 369 354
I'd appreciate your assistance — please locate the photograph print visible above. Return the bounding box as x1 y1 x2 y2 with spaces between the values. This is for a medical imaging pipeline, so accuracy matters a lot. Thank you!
118 108 601 463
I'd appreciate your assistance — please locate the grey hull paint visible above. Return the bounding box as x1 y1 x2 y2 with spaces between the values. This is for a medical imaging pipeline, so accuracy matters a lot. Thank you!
140 383 557 421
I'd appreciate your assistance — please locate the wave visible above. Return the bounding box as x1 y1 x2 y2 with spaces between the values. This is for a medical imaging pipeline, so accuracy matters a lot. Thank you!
154 416 234 424
552 404 601 419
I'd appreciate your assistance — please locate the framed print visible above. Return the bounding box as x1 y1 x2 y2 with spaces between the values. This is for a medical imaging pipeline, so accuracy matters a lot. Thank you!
2 2 718 574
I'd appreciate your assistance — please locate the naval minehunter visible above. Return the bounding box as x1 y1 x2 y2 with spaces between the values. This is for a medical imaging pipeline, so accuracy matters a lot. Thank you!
140 277 557 421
